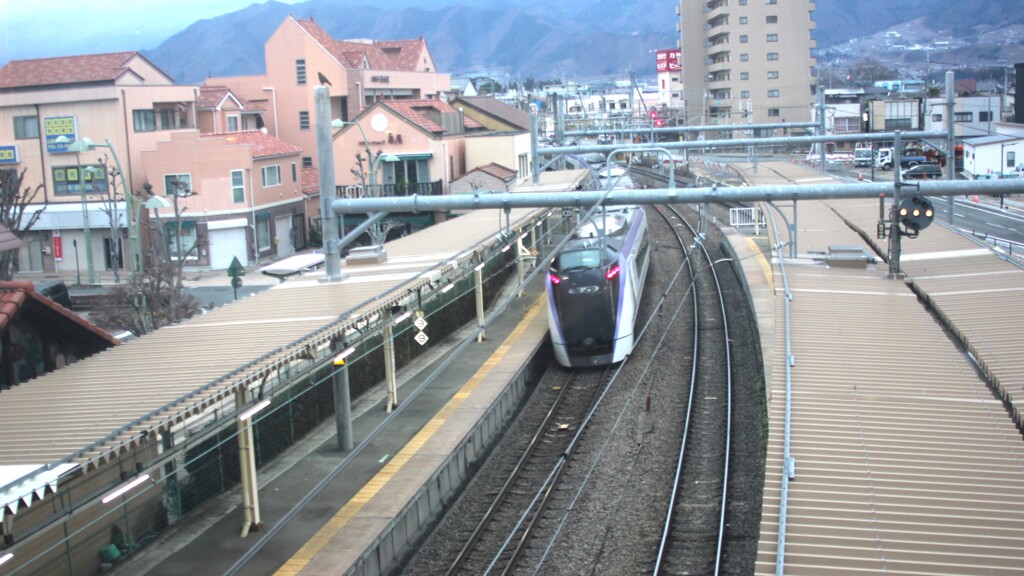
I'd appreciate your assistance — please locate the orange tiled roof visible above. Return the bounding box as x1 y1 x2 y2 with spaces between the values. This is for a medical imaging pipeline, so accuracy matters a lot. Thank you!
295 18 424 71
197 86 265 112
0 51 151 89
454 96 532 131
0 281 118 344
375 38 428 70
201 130 302 159
473 162 518 182
382 99 484 135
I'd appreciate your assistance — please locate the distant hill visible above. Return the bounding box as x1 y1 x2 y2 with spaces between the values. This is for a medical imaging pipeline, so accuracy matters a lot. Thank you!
144 0 1022 85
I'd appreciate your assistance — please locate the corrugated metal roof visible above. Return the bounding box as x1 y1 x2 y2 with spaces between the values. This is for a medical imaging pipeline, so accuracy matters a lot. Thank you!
757 197 1024 574
0 206 551 477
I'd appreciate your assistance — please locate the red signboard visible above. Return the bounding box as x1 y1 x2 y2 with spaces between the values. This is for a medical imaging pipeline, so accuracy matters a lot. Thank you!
656 49 681 73
53 231 63 261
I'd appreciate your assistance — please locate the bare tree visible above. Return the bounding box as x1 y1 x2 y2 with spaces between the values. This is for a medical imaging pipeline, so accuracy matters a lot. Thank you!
350 152 400 246
92 156 125 284
0 168 45 280
89 182 202 335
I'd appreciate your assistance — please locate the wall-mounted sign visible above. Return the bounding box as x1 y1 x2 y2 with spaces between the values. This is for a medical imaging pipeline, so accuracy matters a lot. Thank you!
655 49 681 73
53 230 63 261
371 75 390 83
44 116 78 153
0 145 18 164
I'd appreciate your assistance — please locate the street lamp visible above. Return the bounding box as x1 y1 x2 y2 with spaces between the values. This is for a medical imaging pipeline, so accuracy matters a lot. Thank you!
64 137 138 282
55 135 96 284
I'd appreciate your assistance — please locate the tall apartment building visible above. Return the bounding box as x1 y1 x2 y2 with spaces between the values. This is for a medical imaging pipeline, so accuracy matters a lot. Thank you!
677 0 817 129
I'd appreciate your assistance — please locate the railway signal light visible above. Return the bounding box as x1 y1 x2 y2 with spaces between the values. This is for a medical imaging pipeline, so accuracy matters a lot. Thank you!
898 195 934 236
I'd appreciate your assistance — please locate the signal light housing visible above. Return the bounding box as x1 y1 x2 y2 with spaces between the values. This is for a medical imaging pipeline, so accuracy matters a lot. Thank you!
898 195 934 236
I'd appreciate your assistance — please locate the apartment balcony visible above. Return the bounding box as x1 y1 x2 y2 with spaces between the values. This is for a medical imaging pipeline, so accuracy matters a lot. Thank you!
337 180 443 199
706 3 730 22
707 59 731 74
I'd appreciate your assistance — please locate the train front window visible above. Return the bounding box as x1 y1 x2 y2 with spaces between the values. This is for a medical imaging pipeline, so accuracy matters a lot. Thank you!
556 249 602 271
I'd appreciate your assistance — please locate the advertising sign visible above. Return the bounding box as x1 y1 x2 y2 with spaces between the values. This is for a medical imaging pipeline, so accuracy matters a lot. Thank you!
0 145 18 164
44 116 78 153
656 49 681 73
53 230 63 261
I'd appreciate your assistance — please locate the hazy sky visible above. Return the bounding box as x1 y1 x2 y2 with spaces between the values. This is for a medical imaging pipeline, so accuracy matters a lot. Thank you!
0 0 304 64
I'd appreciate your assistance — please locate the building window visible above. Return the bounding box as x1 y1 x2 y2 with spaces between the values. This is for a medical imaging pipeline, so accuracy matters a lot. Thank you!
767 52 779 61
739 0 747 4
741 90 750 98
739 16 748 24
767 34 778 42
299 111 310 130
954 112 973 122
740 72 749 80
291 162 297 182
768 108 780 117
767 71 779 79
766 0 777 4
740 53 749 62
768 89 780 98
1007 151 1016 168
739 35 748 43
932 114 943 122
885 118 913 129
231 169 245 203
302 156 313 168
14 116 39 139
165 221 197 260
834 117 858 133
262 165 281 187
227 115 239 131
766 15 778 23
256 213 272 251
296 59 307 85
164 173 192 196
159 109 175 130
133 110 156 132
979 111 992 122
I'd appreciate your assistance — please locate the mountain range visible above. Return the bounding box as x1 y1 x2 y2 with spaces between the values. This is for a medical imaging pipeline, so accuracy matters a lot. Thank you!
142 0 1023 85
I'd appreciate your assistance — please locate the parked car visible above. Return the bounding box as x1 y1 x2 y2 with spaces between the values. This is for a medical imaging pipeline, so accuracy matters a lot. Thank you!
902 164 943 180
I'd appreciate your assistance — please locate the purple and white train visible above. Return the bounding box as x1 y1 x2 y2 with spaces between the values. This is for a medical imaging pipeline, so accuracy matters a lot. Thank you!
545 206 651 367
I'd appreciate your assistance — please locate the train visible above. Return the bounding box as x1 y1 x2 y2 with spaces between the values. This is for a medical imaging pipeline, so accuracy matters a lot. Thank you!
545 205 651 367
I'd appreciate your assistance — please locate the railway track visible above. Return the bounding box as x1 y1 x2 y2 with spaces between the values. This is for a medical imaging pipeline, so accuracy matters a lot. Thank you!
399 177 770 569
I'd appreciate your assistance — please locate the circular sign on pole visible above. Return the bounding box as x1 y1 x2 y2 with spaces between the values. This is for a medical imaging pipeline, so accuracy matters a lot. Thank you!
414 331 429 346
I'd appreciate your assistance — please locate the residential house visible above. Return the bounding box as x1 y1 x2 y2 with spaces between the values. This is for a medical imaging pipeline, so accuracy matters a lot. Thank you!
0 281 118 389
962 133 1024 179
196 86 265 134
0 52 199 277
207 16 452 174
140 130 307 268
449 96 533 180
331 99 486 234
923 95 1005 138
450 163 518 194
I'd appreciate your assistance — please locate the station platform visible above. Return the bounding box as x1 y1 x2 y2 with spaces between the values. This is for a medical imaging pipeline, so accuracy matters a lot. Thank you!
736 161 1024 575
118 274 550 576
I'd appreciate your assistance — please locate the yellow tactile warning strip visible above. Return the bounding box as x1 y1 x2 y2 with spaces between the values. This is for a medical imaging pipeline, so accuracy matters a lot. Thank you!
745 236 775 290
276 295 546 575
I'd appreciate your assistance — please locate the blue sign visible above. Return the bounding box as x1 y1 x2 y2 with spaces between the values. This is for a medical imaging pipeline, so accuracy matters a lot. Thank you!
0 145 18 164
44 116 78 153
